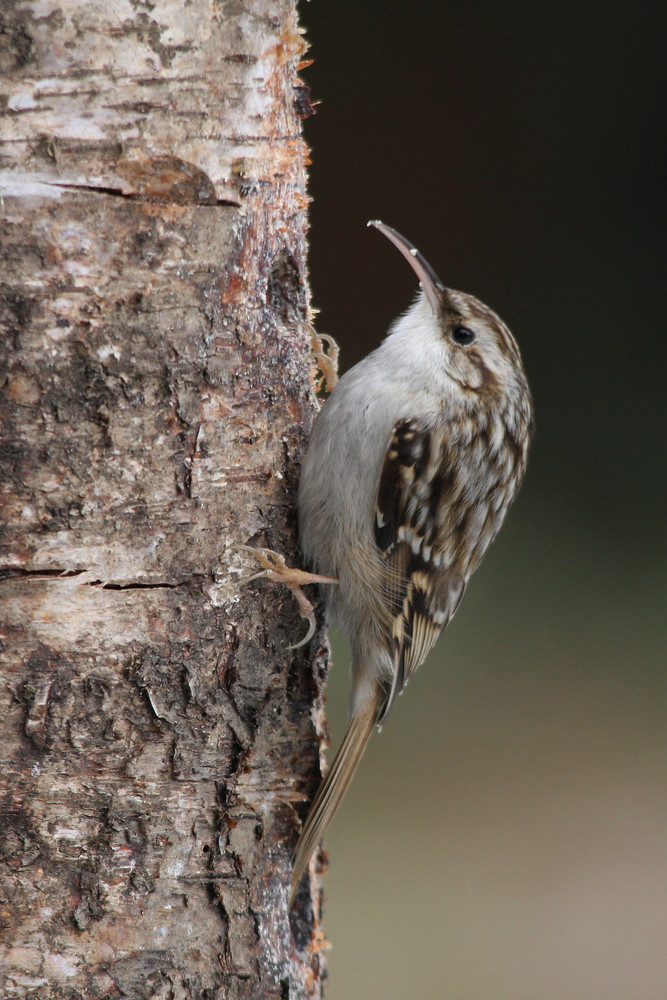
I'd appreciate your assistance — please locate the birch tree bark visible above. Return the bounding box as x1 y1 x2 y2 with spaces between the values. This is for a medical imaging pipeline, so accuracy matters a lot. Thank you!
0 2 328 997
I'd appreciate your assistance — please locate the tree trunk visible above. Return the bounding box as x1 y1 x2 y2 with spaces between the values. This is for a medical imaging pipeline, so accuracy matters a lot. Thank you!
0 2 328 997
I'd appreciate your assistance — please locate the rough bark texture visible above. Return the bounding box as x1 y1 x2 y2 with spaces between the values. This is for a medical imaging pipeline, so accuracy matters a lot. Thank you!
0 2 328 997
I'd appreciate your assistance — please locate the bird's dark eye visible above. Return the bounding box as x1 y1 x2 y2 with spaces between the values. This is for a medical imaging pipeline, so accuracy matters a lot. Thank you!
452 325 476 346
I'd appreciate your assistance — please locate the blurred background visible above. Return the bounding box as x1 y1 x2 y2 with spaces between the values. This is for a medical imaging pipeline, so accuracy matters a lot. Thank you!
300 2 666 998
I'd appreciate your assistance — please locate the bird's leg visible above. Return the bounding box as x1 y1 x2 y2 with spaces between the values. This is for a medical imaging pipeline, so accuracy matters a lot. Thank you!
300 322 340 396
236 545 337 649
311 331 339 394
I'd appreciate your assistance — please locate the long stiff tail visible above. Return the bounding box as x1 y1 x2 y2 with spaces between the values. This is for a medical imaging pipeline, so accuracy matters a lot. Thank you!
290 694 380 905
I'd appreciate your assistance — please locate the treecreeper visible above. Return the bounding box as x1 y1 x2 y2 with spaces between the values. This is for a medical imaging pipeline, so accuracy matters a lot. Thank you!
242 220 534 906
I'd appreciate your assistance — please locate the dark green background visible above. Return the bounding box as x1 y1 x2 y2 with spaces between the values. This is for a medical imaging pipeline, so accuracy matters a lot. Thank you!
299 3 666 998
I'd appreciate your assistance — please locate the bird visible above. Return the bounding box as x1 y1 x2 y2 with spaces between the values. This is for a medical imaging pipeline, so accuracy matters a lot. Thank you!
244 221 534 905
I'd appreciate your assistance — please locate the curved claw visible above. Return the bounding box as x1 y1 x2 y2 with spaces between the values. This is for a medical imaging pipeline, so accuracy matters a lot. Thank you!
286 613 317 651
233 544 337 650
297 322 340 394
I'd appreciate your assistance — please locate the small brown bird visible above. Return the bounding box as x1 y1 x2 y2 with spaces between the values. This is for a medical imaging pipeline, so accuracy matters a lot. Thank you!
255 222 534 904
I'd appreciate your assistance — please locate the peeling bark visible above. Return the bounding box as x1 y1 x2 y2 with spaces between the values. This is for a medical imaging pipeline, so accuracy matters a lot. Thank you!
0 2 328 997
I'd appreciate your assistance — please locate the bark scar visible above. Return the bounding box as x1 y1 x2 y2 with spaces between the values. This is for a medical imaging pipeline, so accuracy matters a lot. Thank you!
24 679 53 748
0 568 190 590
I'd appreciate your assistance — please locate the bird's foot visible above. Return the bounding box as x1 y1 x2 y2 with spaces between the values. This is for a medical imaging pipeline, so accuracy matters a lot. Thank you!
236 545 337 649
300 323 340 395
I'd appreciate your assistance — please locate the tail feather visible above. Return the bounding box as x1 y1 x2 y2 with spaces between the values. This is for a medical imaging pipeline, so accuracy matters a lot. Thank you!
290 695 380 905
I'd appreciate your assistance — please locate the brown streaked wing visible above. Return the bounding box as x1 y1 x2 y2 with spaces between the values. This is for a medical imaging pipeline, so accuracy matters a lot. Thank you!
375 418 431 555
374 417 467 721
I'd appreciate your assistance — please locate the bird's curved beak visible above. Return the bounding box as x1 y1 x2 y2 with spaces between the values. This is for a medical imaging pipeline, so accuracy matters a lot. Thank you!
368 220 445 314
